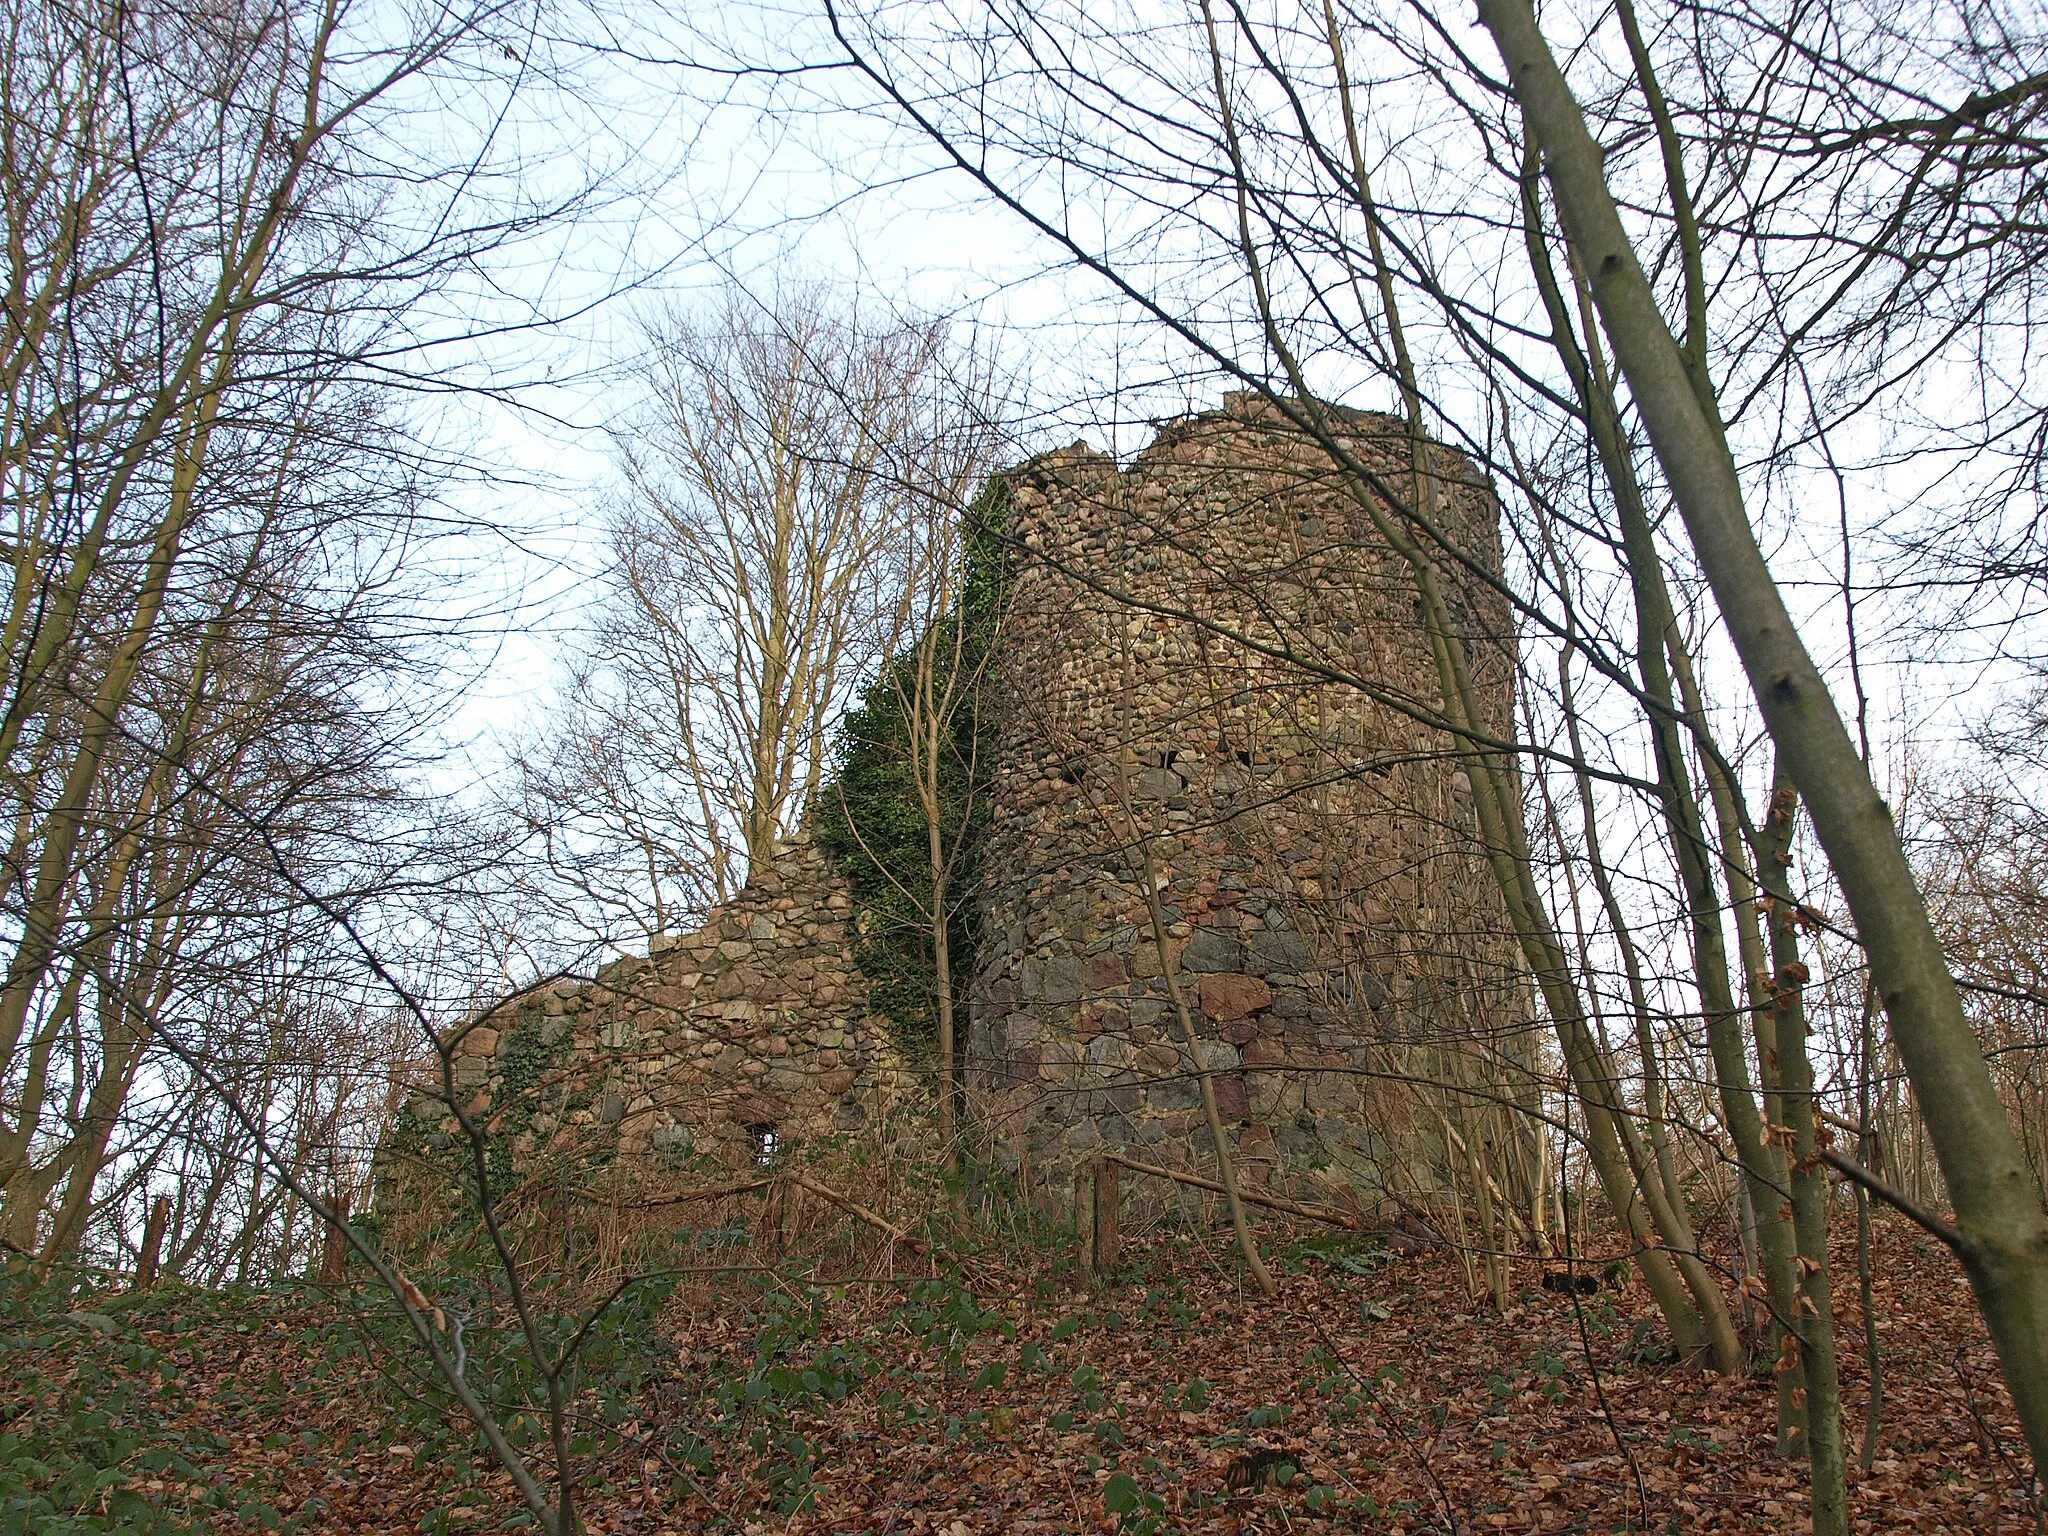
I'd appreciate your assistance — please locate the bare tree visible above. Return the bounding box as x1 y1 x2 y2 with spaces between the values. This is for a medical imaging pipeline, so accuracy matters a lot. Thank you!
0 14 667 1529
524 285 992 933
825 0 1758 1372
805 0 2048 1518
1477 0 2048 1482
817 382 1006 1173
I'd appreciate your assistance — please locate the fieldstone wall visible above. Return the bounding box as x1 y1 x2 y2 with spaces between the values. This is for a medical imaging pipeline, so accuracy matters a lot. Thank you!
386 394 1530 1225
967 394 1525 1191
413 837 911 1178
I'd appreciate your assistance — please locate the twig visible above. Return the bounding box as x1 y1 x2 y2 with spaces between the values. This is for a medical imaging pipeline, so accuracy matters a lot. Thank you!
1817 1106 1869 1141
568 1177 776 1208
1303 1311 1458 1534
1107 750 1276 1294
1104 1152 1359 1229
786 1171 929 1253
1953 1345 2045 1532
1553 1061 1649 1528
1819 1150 1971 1257
1563 1239 1651 1530
147 1029 564 1529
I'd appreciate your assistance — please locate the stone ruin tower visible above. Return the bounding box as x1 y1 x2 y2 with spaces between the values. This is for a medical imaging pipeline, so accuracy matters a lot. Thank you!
383 393 1525 1227
966 393 1524 1194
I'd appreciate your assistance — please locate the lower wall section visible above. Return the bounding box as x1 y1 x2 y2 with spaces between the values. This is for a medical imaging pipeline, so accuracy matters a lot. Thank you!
383 838 922 1220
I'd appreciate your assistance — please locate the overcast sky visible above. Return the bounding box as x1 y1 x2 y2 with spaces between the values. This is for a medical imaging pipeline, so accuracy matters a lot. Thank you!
414 0 2037 825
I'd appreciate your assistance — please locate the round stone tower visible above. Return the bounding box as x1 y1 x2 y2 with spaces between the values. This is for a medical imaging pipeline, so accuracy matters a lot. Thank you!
966 393 1525 1197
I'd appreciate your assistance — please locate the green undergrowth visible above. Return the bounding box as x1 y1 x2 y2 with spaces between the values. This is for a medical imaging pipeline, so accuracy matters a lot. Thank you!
1281 1230 1388 1277
1 1268 302 1535
3 1227 1048 1530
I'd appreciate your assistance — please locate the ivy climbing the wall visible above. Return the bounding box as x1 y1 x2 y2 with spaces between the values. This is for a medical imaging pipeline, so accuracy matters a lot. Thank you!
814 476 1012 1062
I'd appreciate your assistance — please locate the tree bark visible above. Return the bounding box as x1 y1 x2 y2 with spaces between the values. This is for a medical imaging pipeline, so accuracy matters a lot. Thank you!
134 1195 170 1291
1093 1157 1120 1272
1758 770 1847 1533
320 1189 351 1286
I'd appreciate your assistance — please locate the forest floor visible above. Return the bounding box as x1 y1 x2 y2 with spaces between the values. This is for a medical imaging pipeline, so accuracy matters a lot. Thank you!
3 1211 2036 1534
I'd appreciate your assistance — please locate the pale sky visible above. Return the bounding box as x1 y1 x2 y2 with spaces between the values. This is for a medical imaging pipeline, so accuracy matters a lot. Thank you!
411 0 2039 829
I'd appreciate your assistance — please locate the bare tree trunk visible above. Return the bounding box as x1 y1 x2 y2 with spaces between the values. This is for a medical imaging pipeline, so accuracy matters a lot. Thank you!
927 686 959 1176
1552 649 1694 1253
1521 145 1785 1390
134 1195 169 1291
0 960 90 1241
1758 769 1848 1533
1117 766 1276 1296
1481 0 2048 1468
1202 6 1734 1355
34 1019 149 1265
1536 680 1740 1364
1094 1156 1120 1272
1072 1168 1094 1282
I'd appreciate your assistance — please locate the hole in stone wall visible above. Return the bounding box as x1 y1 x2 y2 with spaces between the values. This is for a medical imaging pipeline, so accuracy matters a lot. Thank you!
744 1122 781 1167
